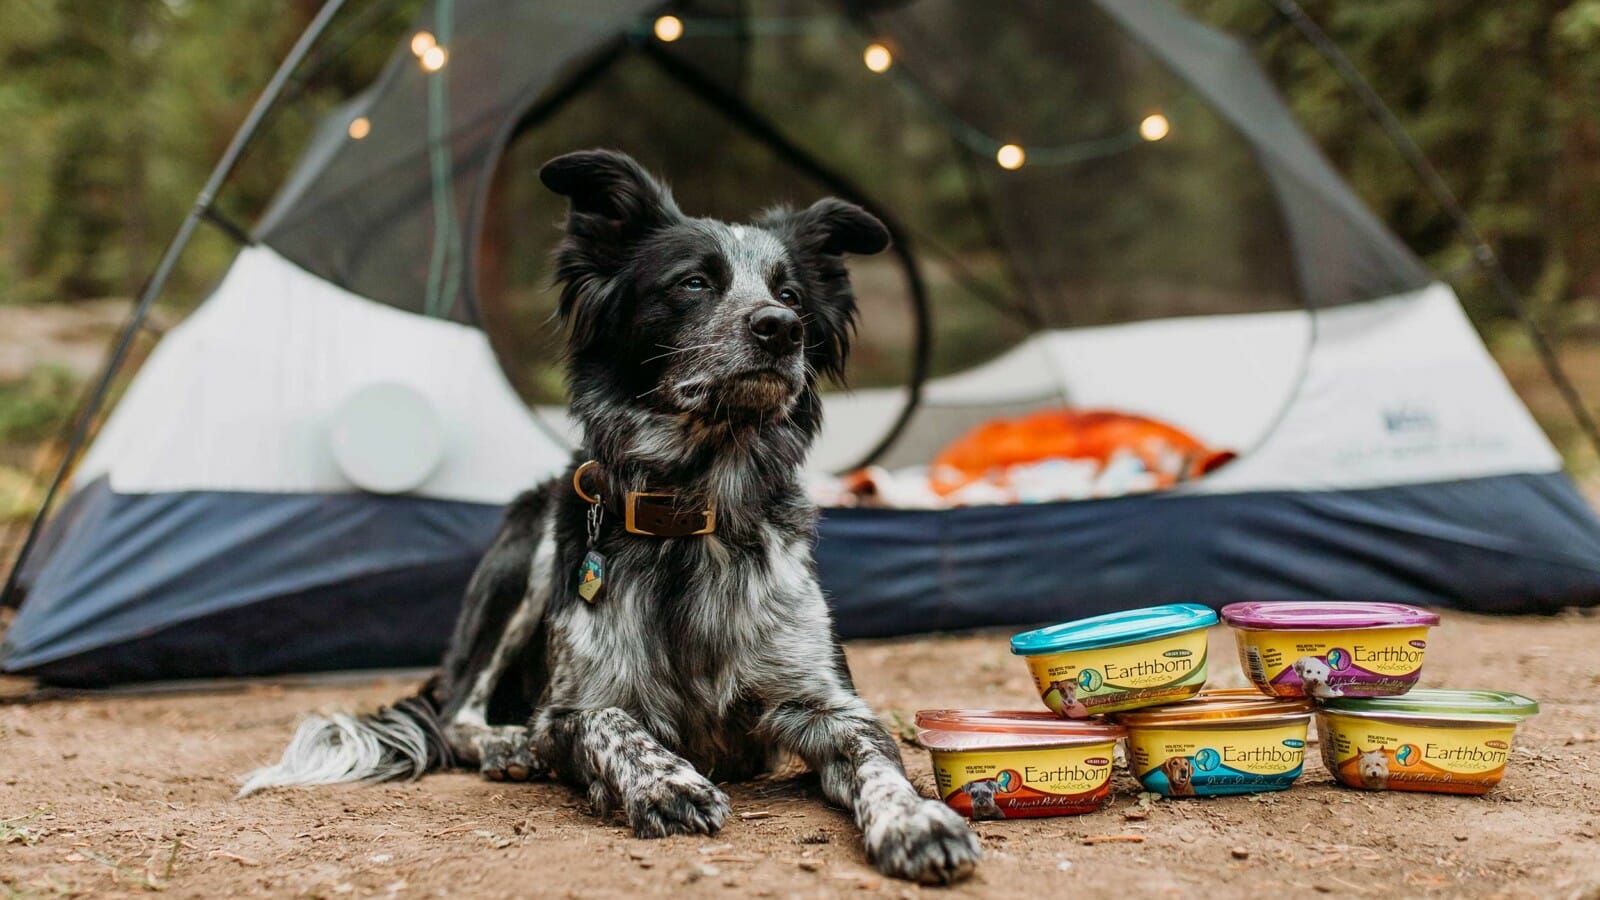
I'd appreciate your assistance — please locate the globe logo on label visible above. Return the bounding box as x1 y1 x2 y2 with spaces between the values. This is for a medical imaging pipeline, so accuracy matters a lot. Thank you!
1194 748 1221 771
996 770 1021 792
1396 744 1420 767
1326 648 1351 671
1078 668 1104 692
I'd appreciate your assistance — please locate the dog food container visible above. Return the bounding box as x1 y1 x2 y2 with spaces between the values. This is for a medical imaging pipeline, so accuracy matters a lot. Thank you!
1011 604 1217 718
1112 689 1315 797
1220 601 1440 700
915 710 1125 820
1316 689 1538 795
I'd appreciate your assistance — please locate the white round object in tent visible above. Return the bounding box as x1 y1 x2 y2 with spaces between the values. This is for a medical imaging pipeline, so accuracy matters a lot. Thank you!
329 382 446 494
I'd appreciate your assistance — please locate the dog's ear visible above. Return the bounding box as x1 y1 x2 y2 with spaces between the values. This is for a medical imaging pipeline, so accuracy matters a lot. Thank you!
541 150 679 351
783 198 890 257
541 149 680 273
758 199 887 384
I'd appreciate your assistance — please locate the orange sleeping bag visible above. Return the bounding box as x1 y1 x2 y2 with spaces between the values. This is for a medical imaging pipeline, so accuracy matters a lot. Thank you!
929 408 1235 496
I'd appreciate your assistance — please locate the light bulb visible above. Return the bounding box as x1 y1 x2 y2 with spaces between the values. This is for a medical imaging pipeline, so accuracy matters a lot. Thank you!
654 15 684 42
347 116 371 140
996 144 1025 170
863 43 893 74
410 31 436 57
420 45 448 72
1140 113 1170 142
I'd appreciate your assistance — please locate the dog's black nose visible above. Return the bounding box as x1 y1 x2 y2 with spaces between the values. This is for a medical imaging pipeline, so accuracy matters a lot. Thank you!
749 305 802 356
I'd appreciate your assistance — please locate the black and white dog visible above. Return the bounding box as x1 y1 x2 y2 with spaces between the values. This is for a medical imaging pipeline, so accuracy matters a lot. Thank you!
242 150 981 884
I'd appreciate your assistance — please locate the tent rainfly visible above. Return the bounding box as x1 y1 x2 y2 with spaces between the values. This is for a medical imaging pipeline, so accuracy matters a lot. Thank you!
5 0 1600 686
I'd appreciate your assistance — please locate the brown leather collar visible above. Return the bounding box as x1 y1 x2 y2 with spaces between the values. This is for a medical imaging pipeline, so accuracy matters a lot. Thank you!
572 460 717 537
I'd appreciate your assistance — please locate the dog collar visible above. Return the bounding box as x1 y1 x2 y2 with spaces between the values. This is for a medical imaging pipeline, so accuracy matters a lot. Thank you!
572 460 717 537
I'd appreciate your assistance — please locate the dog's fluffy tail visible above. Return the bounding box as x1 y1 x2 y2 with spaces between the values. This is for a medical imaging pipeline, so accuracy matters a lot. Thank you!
238 693 452 797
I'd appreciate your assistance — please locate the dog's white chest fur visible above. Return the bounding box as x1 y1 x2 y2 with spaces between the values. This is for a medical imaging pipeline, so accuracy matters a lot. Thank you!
548 527 833 761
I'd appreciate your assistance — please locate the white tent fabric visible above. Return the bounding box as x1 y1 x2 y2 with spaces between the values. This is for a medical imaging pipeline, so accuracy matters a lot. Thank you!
77 247 569 504
808 283 1561 490
100 249 1555 505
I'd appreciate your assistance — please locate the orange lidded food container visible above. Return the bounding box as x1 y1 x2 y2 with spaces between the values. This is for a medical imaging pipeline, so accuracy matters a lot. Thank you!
915 710 1124 820
1112 689 1314 797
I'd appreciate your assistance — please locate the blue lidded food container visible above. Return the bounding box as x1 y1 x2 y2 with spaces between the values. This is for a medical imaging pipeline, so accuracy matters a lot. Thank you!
1011 604 1219 718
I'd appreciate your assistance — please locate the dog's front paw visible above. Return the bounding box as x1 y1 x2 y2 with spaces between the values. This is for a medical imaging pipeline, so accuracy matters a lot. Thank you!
625 768 730 838
867 799 981 885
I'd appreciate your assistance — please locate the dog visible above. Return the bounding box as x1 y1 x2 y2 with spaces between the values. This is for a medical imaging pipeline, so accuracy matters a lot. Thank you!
1291 655 1343 699
1161 755 1196 797
1357 748 1390 790
239 150 981 884
1047 678 1090 718
960 779 1006 821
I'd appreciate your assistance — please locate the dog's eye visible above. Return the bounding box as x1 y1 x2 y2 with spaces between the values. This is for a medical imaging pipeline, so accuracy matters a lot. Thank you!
777 288 800 306
681 276 709 292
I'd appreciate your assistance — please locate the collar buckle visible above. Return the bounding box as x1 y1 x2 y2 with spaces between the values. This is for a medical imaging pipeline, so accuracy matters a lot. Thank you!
624 491 717 537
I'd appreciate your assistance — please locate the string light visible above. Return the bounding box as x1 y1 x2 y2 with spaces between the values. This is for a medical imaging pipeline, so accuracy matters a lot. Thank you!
863 43 892 73
995 144 1025 170
1139 113 1170 142
654 15 684 42
347 116 371 140
410 31 436 57
420 45 448 72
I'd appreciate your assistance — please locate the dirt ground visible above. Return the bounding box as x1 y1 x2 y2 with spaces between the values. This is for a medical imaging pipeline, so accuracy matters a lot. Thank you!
1 613 1597 899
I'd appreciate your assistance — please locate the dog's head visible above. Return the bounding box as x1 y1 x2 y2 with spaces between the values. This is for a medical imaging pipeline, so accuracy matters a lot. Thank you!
540 149 888 457
1358 748 1389 780
962 779 1000 805
1162 756 1194 789
1049 679 1078 705
1292 655 1332 685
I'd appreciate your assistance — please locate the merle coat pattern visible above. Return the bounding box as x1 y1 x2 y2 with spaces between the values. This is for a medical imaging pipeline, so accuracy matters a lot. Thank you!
241 150 981 884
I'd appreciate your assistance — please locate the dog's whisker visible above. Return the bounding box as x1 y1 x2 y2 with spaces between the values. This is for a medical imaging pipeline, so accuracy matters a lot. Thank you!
640 342 719 365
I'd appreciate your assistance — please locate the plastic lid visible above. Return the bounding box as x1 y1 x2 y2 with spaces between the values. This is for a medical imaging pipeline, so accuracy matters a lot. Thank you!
1320 689 1538 724
1010 604 1218 656
1220 601 1440 630
915 709 1126 750
1111 689 1314 727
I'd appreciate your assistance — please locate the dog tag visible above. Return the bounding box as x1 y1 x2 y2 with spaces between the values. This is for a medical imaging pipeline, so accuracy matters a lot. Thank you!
577 549 606 604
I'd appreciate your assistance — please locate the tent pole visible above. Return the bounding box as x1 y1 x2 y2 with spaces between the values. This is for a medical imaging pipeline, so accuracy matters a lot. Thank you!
1265 0 1600 460
639 41 932 471
1 0 352 609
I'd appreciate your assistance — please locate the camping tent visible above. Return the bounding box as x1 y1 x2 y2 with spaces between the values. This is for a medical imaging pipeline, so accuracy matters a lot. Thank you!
5 0 1600 685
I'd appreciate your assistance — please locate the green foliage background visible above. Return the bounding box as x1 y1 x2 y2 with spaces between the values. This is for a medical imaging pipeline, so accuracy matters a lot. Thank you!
4 1 1599 324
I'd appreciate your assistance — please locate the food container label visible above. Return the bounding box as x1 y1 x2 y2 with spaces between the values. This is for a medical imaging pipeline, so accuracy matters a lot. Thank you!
1318 711 1515 795
1026 629 1209 716
1233 627 1429 698
930 744 1116 819
1128 723 1306 796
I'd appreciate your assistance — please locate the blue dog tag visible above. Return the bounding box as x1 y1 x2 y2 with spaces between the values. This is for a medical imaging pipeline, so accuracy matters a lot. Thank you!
577 550 605 604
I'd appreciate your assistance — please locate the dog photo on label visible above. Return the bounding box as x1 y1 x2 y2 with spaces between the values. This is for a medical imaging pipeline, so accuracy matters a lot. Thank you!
1161 755 1196 797
1291 655 1343 699
1048 677 1091 717
960 778 1007 821
239 149 981 885
1358 747 1391 790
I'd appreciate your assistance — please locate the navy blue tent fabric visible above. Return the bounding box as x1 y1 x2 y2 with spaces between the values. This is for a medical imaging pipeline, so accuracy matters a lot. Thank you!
8 472 1600 685
812 472 1600 639
17 557 474 686
2 478 501 681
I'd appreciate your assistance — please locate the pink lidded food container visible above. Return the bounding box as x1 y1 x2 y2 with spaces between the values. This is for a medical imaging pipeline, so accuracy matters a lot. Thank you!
1220 602 1440 700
